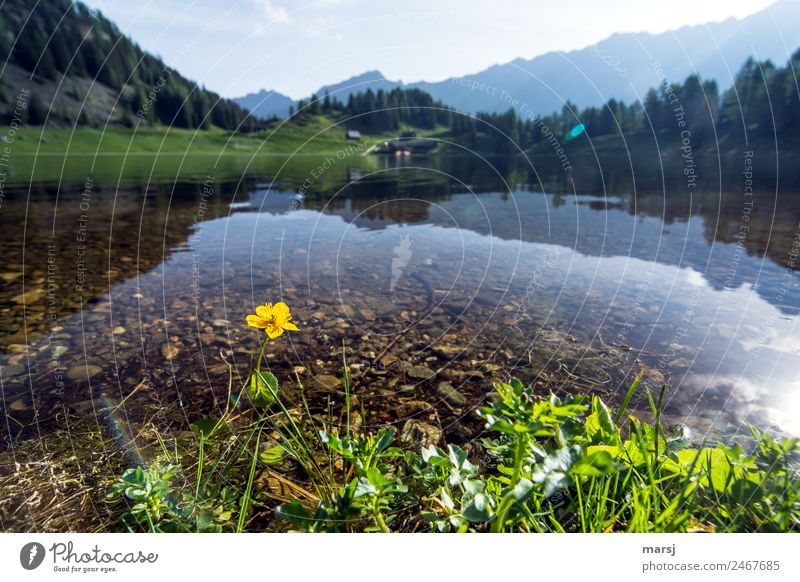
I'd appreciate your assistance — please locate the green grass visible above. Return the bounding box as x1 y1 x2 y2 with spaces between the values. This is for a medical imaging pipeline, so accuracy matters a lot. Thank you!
107 366 800 533
3 116 445 184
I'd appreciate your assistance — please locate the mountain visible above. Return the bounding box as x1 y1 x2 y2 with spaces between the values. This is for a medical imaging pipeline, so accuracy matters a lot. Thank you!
315 70 402 100
0 0 253 130
233 71 403 119
234 88 294 119
237 0 800 118
413 0 800 114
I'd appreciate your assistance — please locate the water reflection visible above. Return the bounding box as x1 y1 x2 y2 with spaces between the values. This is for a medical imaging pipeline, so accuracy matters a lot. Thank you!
1 154 799 460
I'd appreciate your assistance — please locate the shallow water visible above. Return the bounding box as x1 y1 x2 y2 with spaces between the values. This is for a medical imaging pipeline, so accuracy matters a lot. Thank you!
2 151 800 468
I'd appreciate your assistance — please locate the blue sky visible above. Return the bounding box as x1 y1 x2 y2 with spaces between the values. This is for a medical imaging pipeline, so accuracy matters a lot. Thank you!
84 0 778 99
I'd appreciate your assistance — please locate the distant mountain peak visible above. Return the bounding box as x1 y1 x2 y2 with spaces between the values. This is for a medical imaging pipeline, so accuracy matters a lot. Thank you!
236 0 800 119
316 70 398 96
234 88 294 119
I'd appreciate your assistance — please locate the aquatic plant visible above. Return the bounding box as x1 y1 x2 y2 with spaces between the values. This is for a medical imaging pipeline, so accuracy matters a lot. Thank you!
107 306 800 533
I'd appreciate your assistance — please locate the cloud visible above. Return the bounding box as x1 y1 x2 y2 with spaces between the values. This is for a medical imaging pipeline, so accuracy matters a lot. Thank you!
252 0 289 23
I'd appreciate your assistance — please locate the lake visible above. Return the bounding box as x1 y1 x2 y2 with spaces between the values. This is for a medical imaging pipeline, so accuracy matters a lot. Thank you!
2 150 800 502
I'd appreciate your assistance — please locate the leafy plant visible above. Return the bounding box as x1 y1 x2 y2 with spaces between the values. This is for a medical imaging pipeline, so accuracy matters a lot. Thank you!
111 311 800 534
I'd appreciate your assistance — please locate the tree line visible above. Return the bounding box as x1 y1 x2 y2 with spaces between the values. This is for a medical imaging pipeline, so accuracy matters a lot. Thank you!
0 0 252 130
290 50 800 152
289 87 457 132
469 50 800 151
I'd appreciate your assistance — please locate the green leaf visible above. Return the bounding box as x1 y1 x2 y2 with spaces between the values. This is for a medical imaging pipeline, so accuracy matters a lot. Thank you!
375 428 396 453
462 499 492 522
196 510 214 531
483 416 516 434
355 477 377 498
249 371 278 408
260 444 290 465
441 488 455 511
276 500 310 527
447 445 469 468
586 396 619 445
190 418 227 439
571 449 617 477
512 478 534 501
531 446 582 497
731 479 764 504
421 445 441 463
463 479 486 496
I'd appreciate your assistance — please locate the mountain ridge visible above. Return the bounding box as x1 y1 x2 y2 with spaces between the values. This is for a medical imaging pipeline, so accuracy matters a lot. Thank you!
235 0 800 118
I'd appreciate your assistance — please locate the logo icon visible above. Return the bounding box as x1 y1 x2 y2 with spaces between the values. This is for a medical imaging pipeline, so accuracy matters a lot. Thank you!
390 235 413 292
20 542 46 570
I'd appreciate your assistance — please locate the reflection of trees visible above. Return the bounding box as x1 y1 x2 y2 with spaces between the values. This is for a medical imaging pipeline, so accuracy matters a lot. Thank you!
0 179 240 347
291 152 800 276
556 147 800 272
7 151 797 350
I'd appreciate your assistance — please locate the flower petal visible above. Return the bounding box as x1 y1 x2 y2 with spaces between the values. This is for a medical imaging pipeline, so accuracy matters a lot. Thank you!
272 302 291 320
256 304 272 318
282 322 299 331
266 325 284 339
246 315 267 328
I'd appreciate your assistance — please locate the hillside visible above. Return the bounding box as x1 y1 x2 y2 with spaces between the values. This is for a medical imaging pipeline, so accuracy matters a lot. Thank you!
0 0 252 130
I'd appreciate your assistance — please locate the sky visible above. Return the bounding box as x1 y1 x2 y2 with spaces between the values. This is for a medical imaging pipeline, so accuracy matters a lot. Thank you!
84 0 780 99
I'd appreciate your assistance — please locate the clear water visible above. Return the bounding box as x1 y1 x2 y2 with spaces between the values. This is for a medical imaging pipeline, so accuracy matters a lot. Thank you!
2 153 799 456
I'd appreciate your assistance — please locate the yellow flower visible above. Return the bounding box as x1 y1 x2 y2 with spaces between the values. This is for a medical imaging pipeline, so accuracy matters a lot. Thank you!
246 301 299 339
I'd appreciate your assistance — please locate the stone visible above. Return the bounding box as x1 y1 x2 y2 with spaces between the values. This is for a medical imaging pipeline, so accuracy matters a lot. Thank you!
437 381 466 407
395 400 434 417
66 364 103 381
406 364 436 380
9 398 30 411
161 343 180 360
399 419 443 449
433 344 461 358
669 358 692 368
643 368 666 385
314 374 342 390
380 354 399 367
71 400 96 415
12 288 45 305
